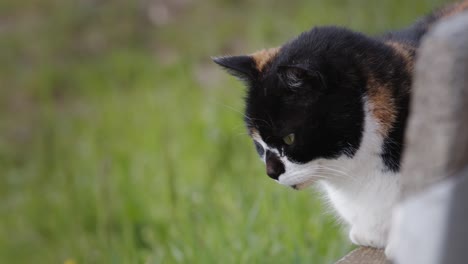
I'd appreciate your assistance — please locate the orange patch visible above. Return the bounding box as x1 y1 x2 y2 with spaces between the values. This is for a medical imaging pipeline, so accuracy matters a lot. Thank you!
440 0 468 18
250 47 280 72
367 77 397 137
385 41 415 72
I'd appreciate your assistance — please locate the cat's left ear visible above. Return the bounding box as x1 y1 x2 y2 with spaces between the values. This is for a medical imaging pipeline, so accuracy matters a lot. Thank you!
212 55 258 82
277 65 326 90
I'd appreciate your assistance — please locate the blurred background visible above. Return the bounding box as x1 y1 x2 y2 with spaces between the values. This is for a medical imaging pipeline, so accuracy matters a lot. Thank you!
0 0 449 263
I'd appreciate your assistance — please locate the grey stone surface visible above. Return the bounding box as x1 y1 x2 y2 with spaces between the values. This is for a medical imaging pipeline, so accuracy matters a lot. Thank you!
400 12 468 198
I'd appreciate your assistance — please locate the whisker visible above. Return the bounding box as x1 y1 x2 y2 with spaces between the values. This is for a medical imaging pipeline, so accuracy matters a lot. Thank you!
318 164 350 175
319 166 349 177
316 166 357 183
235 132 250 137
215 102 245 117
214 102 273 129
249 118 272 128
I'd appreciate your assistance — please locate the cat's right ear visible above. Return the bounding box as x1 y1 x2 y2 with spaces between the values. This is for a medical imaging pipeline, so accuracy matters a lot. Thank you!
212 55 258 82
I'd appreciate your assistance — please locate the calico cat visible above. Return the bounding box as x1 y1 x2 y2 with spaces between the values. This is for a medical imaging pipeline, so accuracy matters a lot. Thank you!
213 1 468 251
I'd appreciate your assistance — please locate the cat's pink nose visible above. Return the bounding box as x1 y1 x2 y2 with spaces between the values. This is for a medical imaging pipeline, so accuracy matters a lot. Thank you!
265 151 285 180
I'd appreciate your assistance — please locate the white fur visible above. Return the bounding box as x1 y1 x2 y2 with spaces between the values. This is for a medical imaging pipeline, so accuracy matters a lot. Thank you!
256 100 400 249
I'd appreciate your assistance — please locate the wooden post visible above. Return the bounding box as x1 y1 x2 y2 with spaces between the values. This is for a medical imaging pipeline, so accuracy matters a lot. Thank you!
388 12 468 264
400 12 468 198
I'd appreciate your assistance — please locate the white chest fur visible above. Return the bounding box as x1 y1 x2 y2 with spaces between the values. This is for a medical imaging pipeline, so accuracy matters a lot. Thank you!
319 102 401 248
320 170 399 248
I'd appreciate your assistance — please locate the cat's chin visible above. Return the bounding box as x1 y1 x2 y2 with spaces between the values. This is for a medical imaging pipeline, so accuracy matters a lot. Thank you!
290 179 315 190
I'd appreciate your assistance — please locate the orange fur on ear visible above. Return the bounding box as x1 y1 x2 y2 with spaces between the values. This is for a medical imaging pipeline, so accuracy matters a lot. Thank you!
250 47 280 72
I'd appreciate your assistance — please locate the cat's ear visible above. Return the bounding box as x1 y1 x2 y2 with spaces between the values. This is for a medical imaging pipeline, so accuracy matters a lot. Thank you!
277 65 326 90
212 55 258 82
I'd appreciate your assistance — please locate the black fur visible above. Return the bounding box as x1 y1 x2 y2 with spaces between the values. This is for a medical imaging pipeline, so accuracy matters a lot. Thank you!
214 1 467 171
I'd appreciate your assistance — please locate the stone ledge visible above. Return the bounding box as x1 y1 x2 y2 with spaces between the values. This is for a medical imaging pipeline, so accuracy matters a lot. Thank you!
335 247 389 264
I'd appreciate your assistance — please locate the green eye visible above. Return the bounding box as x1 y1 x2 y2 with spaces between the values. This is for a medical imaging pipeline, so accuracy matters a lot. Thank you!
283 133 295 145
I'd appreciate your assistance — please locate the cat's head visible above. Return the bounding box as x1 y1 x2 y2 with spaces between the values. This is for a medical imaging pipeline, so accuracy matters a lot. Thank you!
213 27 369 189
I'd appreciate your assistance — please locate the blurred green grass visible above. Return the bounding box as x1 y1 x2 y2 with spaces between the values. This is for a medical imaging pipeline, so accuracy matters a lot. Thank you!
0 0 448 263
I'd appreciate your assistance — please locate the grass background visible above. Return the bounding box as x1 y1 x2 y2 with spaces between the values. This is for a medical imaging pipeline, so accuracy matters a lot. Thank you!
0 0 449 263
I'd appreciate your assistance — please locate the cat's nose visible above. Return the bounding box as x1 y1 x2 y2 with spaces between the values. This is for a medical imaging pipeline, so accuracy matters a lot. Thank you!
265 150 285 180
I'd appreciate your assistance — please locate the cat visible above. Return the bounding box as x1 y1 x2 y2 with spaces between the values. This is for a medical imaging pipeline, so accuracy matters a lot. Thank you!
213 0 468 253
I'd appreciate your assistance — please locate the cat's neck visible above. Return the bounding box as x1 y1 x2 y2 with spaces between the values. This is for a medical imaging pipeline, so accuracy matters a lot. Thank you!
321 99 396 186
